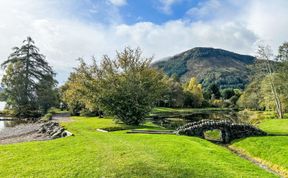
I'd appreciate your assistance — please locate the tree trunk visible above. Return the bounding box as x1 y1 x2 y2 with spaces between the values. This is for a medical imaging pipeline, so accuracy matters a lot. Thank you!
265 56 283 119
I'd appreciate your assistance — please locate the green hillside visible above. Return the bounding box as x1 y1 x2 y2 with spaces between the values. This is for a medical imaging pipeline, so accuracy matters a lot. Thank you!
153 47 256 89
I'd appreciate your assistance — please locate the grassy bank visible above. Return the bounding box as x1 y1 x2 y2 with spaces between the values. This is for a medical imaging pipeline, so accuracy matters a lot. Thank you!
152 107 230 113
231 119 288 177
0 116 275 178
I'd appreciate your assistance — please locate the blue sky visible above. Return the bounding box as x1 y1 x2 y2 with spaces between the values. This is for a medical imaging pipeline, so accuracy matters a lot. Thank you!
119 0 198 24
57 0 236 24
0 0 288 83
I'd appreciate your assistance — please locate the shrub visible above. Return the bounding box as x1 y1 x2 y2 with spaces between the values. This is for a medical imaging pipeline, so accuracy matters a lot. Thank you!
41 113 53 122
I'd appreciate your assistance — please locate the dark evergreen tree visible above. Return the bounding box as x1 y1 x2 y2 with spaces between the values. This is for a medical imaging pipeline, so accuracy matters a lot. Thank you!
207 83 221 99
1 37 57 117
221 88 235 99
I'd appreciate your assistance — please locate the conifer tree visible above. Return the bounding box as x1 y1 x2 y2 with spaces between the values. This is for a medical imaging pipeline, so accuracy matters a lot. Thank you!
1 37 57 117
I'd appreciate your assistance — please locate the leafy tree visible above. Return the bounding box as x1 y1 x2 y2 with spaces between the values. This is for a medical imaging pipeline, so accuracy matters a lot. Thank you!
206 83 221 99
257 45 283 118
96 48 166 125
260 74 288 112
183 77 204 107
36 78 59 114
221 88 235 99
61 59 100 116
63 48 166 125
1 37 57 117
277 42 288 61
238 80 263 110
159 76 185 107
239 42 288 115
277 42 288 95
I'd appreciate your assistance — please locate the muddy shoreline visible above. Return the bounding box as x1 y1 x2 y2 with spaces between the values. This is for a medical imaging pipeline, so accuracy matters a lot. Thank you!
0 113 71 145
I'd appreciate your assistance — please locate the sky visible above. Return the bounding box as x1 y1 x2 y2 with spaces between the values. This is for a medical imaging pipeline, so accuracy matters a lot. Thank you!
0 0 288 84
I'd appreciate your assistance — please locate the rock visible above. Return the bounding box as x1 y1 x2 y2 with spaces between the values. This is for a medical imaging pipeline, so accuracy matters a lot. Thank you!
38 121 73 139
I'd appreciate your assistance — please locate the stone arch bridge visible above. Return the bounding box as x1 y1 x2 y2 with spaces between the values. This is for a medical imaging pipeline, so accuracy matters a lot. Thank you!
175 120 267 143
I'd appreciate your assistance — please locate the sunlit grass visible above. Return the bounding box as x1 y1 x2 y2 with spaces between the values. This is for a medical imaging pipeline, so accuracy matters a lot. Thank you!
232 119 288 177
0 117 276 177
151 107 229 113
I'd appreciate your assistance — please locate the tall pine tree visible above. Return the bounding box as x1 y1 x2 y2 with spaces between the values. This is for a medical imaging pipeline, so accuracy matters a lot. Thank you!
1 37 57 117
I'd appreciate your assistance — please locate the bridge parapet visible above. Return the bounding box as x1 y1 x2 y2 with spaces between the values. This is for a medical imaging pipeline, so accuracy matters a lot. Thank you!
175 120 267 143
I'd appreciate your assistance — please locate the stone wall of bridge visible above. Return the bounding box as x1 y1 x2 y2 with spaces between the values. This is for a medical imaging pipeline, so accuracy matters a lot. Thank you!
175 120 267 143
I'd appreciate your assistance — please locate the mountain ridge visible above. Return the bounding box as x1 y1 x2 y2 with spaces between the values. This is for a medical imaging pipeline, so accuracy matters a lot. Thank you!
152 47 256 89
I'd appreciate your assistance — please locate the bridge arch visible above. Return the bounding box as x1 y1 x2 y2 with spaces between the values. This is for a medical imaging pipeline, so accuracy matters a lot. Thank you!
175 120 266 143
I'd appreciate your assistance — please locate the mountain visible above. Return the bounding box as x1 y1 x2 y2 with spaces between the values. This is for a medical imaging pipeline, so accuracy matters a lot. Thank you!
152 47 256 89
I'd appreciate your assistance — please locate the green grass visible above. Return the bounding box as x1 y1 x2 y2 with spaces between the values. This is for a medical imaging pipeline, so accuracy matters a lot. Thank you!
48 107 69 114
151 107 229 114
0 117 276 178
204 129 222 141
232 119 288 177
258 119 288 135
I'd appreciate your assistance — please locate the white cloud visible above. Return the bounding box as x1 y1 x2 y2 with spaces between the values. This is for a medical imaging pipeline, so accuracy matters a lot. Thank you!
158 0 181 14
0 0 288 83
115 20 257 59
186 0 221 18
108 0 127 7
243 0 288 53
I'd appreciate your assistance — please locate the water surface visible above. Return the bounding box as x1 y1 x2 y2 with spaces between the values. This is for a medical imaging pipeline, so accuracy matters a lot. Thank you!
0 101 6 111
0 117 26 132
152 110 245 129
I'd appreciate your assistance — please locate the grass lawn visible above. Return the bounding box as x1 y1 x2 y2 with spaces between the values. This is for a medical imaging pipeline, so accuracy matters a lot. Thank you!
0 117 276 178
231 119 288 177
151 107 230 114
258 119 288 135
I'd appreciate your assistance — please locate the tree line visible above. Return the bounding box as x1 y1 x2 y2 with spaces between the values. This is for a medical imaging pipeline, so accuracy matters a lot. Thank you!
1 37 287 124
238 42 288 118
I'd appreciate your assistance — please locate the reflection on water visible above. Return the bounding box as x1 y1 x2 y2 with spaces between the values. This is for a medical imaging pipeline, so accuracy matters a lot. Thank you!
152 111 245 129
0 118 26 131
0 101 6 111
0 102 26 131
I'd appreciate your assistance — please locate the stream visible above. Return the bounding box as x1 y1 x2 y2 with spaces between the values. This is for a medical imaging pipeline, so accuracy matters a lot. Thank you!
151 110 246 129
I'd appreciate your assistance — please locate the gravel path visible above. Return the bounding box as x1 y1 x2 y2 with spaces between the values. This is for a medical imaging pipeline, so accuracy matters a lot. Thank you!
52 113 72 122
0 112 71 145
0 123 50 144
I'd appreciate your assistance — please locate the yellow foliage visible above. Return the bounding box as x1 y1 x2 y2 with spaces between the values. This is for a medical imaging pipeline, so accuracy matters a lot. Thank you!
184 77 204 107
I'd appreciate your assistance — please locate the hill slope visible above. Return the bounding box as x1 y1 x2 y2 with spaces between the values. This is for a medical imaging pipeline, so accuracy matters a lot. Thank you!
153 47 256 89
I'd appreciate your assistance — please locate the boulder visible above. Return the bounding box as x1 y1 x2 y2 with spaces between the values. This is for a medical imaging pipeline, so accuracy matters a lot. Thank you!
38 121 73 139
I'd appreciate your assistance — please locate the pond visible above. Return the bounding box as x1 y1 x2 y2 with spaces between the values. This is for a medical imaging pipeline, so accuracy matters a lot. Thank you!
0 118 26 132
0 101 6 111
151 110 247 129
0 102 27 132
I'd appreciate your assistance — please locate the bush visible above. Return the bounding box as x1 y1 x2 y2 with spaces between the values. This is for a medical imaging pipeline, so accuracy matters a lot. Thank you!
41 113 53 122
211 99 224 107
0 109 14 116
221 88 235 99
79 108 100 117
97 48 166 125
47 107 58 114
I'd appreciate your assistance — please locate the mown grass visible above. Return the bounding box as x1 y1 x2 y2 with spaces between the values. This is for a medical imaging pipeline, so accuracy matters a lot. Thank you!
152 107 229 113
204 129 222 141
232 119 288 177
0 116 275 178
258 119 288 135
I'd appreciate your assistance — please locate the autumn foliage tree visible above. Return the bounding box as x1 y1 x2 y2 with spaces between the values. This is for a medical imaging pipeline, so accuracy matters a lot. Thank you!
183 77 204 107
61 59 100 116
62 48 166 125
